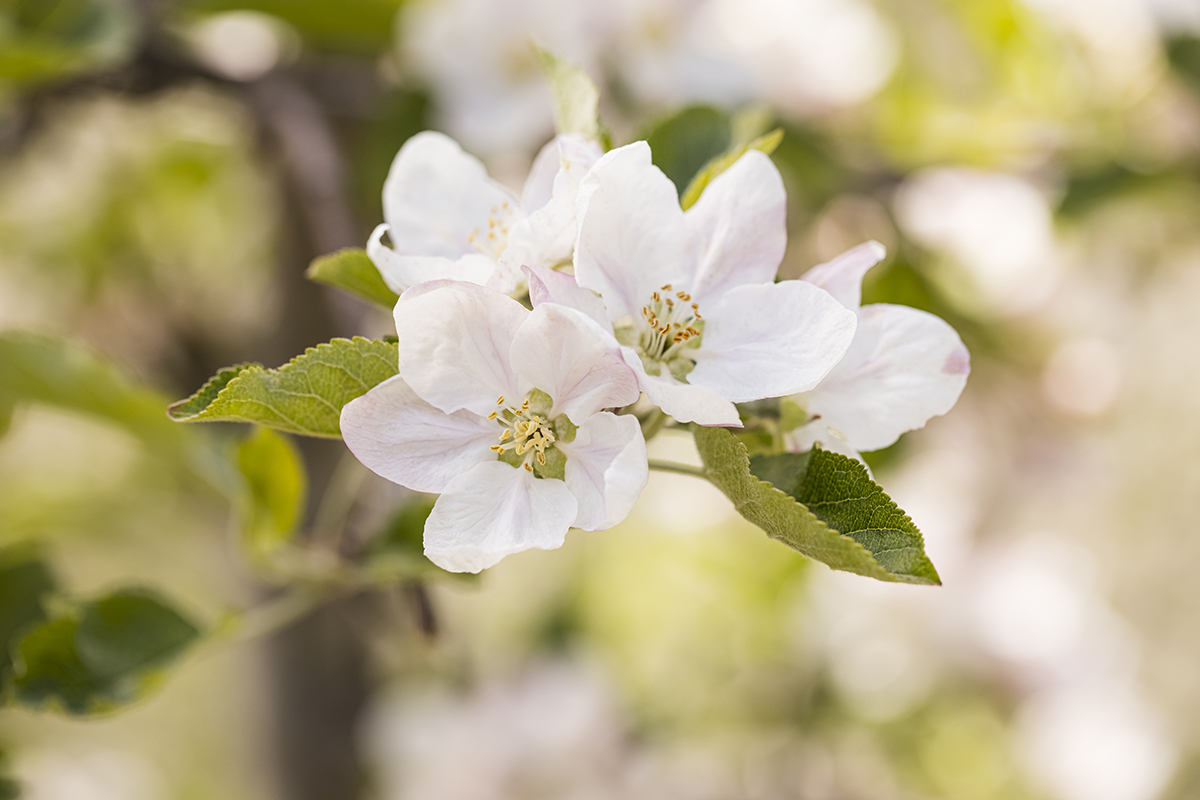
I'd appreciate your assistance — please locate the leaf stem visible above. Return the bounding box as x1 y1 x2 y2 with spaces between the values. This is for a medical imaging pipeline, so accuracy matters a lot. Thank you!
230 588 334 644
648 459 707 479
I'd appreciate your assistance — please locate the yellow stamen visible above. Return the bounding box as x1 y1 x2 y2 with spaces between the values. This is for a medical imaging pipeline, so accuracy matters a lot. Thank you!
487 411 498 420
496 395 505 405
524 463 533 472
536 451 546 466
661 284 672 291
499 429 511 441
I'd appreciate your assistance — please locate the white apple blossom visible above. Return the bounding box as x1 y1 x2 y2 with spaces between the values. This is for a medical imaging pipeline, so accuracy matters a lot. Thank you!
367 131 602 296
786 241 970 457
541 141 857 426
340 281 646 573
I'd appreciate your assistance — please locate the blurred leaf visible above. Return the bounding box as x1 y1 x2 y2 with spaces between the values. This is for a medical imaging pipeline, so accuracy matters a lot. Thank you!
534 45 601 142
307 248 399 309
1056 163 1168 218
365 497 475 583
169 337 398 438
680 127 783 211
0 545 57 692
642 105 732 196
0 397 13 440
10 589 200 715
182 0 403 54
237 427 307 554
351 88 430 222
693 426 940 584
769 123 849 212
0 0 137 87
1167 35 1200 93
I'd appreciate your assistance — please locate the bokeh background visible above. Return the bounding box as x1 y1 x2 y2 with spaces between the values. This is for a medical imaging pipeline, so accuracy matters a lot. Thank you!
4 0 1200 798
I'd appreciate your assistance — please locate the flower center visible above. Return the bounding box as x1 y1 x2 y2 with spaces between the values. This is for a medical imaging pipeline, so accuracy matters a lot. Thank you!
632 284 704 379
465 201 517 260
486 393 558 474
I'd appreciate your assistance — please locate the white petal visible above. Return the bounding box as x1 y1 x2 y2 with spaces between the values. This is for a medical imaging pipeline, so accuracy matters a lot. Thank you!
423 462 578 573
522 264 612 331
801 303 970 451
510 304 640 423
521 134 604 264
382 131 522 259
574 141 687 320
394 281 530 416
558 412 648 531
799 241 887 311
368 224 497 293
621 347 742 426
340 375 496 493
785 420 870 473
683 149 787 307
520 136 561 213
689 280 857 402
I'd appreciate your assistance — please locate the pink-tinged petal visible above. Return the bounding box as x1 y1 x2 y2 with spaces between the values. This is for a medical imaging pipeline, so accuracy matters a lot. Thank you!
799 241 887 311
574 142 687 320
368 224 497 293
785 420 870 473
621 347 742 426
683 150 787 306
801 303 970 451
558 412 648 531
510 304 640 424
522 264 612 331
394 282 529 416
689 280 857 402
340 376 496 493
520 136 561 213
423 462 578 573
382 131 522 259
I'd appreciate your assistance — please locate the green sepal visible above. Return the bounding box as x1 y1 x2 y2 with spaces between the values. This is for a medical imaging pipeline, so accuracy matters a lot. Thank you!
535 446 567 481
680 127 784 211
693 426 940 585
237 427 307 555
9 589 201 716
168 338 399 439
306 247 400 310
533 44 602 142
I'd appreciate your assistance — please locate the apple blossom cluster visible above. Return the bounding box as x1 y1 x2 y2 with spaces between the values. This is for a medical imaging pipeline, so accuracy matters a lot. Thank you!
341 130 969 573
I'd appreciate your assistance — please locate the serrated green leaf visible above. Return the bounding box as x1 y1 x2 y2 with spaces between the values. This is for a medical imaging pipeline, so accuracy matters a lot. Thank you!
679 127 784 211
643 105 732 196
168 337 399 439
237 427 307 554
693 426 939 585
11 589 201 716
533 45 601 141
0 546 57 692
784 448 940 584
166 362 258 420
306 247 400 309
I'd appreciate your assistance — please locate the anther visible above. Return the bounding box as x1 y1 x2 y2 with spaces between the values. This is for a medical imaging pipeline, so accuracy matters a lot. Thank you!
496 396 505 405
536 451 546 466
499 430 511 441
677 291 689 300
487 411 498 420
661 284 672 291
490 445 505 453
524 463 533 472
652 291 661 302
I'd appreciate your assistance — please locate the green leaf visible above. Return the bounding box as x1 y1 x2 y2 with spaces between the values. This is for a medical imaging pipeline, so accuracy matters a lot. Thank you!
0 333 185 451
0 0 137 87
237 427 308 554
166 362 258 421
168 337 398 439
643 105 732 196
10 590 201 715
693 426 940 585
679 127 784 211
0 333 235 494
0 546 57 692
306 248 399 309
534 45 601 141
182 0 404 55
